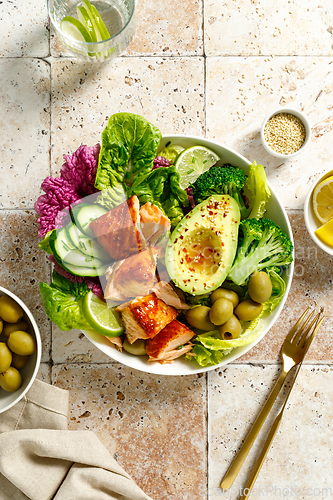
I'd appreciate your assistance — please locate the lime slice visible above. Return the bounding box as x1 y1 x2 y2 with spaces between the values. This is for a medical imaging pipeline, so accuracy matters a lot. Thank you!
76 6 98 42
174 145 220 189
60 16 93 43
82 0 110 41
82 292 124 337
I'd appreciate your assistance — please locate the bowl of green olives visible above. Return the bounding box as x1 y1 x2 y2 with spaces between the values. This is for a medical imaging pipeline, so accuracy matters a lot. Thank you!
0 287 41 413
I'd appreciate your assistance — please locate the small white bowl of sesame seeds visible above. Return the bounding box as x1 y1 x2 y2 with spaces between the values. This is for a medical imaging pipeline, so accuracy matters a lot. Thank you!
261 108 311 159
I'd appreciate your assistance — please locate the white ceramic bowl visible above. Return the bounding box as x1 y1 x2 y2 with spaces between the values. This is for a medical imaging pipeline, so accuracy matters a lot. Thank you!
304 169 333 257
0 287 42 413
83 135 294 375
261 107 311 159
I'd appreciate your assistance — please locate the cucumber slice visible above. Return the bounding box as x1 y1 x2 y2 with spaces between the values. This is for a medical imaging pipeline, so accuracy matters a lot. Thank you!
50 228 103 268
57 261 108 277
66 223 110 262
71 203 108 238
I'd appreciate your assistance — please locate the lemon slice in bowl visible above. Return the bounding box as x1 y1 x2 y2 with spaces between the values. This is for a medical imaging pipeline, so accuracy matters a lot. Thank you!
82 292 124 337
60 16 93 42
315 218 333 246
312 175 333 224
174 145 220 189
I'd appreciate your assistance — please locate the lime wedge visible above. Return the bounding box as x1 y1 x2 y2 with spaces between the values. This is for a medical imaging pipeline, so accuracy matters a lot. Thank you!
174 145 220 189
82 292 124 337
82 0 111 41
76 6 98 42
60 16 93 43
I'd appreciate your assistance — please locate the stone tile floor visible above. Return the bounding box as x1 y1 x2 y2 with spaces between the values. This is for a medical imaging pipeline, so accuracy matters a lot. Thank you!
1 1 333 498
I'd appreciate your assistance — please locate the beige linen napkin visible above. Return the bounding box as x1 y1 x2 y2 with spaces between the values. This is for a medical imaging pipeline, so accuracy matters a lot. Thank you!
0 379 153 500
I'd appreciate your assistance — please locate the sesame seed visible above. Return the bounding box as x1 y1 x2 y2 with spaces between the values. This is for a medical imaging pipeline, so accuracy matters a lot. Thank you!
264 112 306 155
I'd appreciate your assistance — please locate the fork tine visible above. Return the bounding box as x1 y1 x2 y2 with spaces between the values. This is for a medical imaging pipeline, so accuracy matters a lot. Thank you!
297 312 323 348
285 308 313 343
292 309 316 344
303 315 325 351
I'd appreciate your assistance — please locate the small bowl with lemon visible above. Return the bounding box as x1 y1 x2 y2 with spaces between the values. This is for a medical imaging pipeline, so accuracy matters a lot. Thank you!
304 171 333 256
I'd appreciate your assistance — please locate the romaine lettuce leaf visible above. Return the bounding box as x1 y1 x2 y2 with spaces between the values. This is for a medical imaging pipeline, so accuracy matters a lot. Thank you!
51 271 90 298
39 282 90 331
246 161 271 219
264 269 286 314
38 230 53 254
129 165 189 228
95 113 162 190
186 345 225 367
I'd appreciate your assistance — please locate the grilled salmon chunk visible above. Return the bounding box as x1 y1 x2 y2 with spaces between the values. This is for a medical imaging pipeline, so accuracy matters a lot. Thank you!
139 202 171 245
89 195 145 261
146 320 194 363
119 293 177 344
114 248 160 298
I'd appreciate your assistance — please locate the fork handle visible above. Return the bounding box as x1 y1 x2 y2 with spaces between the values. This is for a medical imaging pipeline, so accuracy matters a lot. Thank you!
220 367 289 490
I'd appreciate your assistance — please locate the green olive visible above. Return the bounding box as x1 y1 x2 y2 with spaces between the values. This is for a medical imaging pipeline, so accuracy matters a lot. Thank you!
11 352 30 370
234 299 263 322
209 298 233 326
186 306 215 331
219 315 242 340
123 339 147 356
248 271 273 303
8 331 36 356
211 288 239 309
0 342 12 373
2 321 29 338
0 296 24 323
0 318 3 335
0 366 22 392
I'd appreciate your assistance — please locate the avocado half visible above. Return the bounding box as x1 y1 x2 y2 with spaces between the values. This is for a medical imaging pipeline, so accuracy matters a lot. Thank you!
165 195 240 295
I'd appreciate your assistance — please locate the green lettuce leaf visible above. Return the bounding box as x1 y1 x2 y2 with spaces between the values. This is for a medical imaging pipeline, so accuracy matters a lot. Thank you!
129 165 189 228
246 161 271 219
95 185 127 210
39 282 90 331
264 269 286 314
95 113 162 190
51 271 90 299
185 344 225 367
38 230 53 254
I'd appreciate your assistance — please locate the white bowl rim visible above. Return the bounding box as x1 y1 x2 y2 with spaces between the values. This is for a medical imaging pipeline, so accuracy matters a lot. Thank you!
304 169 333 256
82 134 294 376
0 286 42 413
260 107 311 160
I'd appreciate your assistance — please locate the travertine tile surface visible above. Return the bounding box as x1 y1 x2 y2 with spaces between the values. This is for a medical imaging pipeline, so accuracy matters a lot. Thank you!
0 0 49 57
0 59 51 209
204 0 333 56
206 56 333 210
51 56 205 173
209 365 333 498
52 363 207 500
0 211 51 362
52 326 112 364
37 363 52 384
51 0 203 57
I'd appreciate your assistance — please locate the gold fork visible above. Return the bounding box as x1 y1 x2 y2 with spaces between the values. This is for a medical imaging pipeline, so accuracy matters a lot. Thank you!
221 308 325 491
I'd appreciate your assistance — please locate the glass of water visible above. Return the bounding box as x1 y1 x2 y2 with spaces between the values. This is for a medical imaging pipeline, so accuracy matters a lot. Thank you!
48 0 136 62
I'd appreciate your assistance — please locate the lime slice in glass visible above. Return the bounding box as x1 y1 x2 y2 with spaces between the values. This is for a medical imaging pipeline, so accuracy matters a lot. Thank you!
76 6 98 42
174 145 220 189
82 0 111 41
60 16 93 42
82 292 124 337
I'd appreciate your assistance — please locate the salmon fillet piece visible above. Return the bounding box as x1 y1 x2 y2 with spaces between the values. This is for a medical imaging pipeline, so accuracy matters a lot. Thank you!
139 202 171 246
146 320 194 363
151 281 190 310
120 293 177 344
114 248 160 298
90 195 145 261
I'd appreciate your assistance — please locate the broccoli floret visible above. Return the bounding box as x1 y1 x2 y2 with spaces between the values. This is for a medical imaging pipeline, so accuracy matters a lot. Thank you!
228 218 293 285
192 165 248 218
